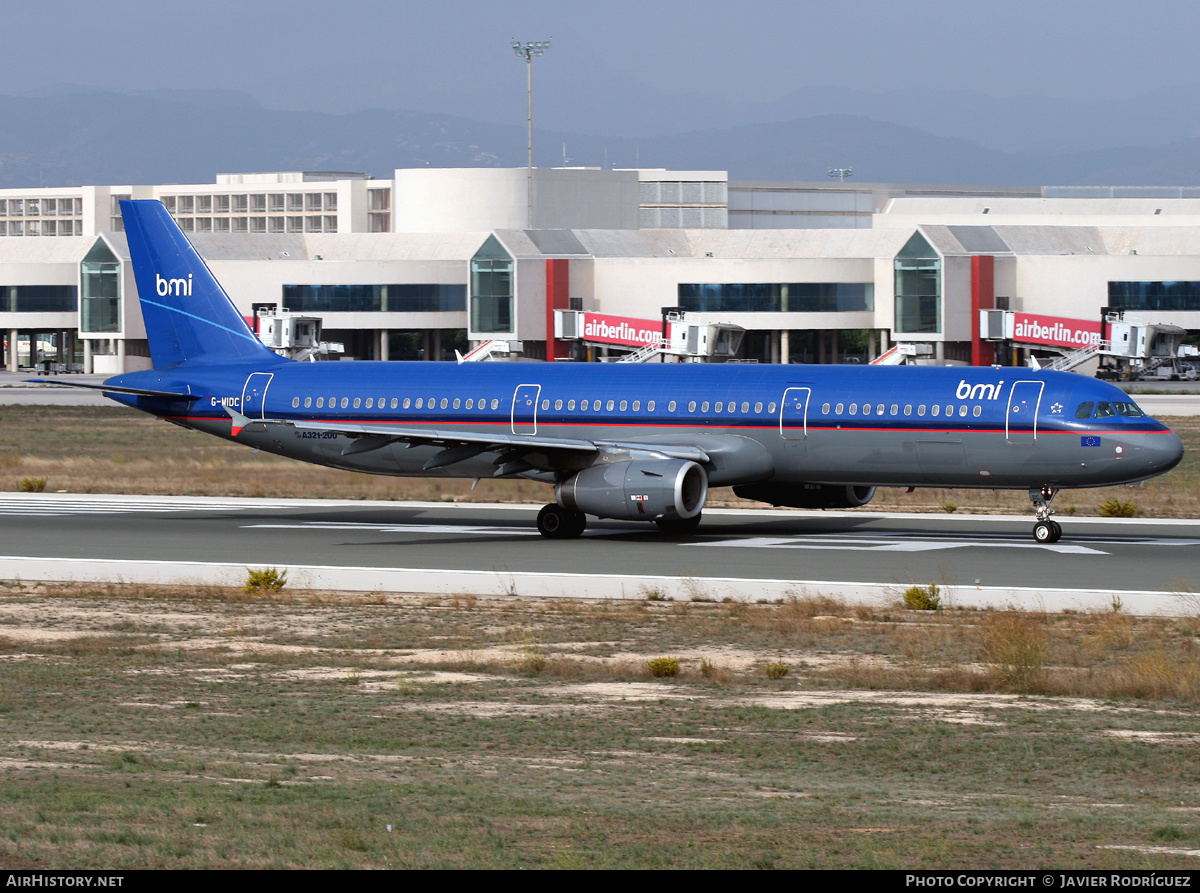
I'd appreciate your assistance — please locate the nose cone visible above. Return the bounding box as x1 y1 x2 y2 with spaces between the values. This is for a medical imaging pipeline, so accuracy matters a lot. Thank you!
1156 430 1186 476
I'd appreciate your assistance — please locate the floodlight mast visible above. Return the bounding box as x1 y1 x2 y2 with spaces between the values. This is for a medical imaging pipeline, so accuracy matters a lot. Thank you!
512 38 552 228
828 167 853 183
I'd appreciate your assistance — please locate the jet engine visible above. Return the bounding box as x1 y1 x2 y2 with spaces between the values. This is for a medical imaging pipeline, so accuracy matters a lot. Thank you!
557 459 708 521
733 482 876 509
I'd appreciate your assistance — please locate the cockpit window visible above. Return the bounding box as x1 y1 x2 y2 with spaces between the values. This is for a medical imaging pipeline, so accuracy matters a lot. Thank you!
1075 402 1094 420
1093 402 1116 419
1114 402 1146 417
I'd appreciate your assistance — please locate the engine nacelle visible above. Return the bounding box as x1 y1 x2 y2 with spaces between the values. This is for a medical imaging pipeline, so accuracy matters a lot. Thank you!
733 482 876 509
557 459 708 521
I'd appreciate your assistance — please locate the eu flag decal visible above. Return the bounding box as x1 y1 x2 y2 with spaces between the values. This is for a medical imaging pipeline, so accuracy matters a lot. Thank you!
1081 435 1101 447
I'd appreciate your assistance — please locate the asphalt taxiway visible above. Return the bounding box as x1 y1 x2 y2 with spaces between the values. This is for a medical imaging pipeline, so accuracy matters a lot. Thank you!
1 494 1197 615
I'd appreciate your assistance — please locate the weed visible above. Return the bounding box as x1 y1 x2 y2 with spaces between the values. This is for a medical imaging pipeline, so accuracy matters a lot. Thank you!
903 582 941 611
510 629 547 674
699 657 728 681
1098 497 1139 518
642 586 669 601
18 476 47 493
941 502 958 513
647 656 681 678
764 662 790 680
244 567 287 593
980 609 1047 692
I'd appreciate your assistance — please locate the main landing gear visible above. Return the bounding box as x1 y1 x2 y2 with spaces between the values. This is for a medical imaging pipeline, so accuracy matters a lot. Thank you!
536 503 587 539
1029 486 1063 544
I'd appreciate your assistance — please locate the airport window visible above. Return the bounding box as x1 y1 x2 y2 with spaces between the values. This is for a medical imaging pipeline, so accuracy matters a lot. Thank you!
80 240 120 332
42 221 56 236
679 282 873 313
269 217 284 233
8 199 22 215
196 218 212 232
269 194 285 212
490 398 499 410
283 284 466 313
213 218 230 232
177 219 194 232
323 216 338 233
292 397 299 408
0 200 7 214
688 401 697 412
232 195 248 212
6 221 19 235
197 196 212 213
324 193 338 211
306 216 321 233
316 397 324 408
231 218 247 233
894 232 941 334
287 217 303 233
287 194 303 212
249 217 266 233
973 405 982 417
250 194 266 212
368 188 390 211
1110 281 1200 312
177 196 194 214
305 193 322 212
3 285 77 313
470 236 514 334
541 399 550 410
213 195 229 213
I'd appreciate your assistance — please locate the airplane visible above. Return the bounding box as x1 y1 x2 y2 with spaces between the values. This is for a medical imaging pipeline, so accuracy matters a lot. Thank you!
38 200 1185 544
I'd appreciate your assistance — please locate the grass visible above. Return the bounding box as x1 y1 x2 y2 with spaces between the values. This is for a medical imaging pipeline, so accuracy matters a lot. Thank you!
0 405 1196 516
4 583 1200 867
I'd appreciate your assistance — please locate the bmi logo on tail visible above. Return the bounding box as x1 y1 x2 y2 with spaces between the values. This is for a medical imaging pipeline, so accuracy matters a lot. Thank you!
155 273 193 297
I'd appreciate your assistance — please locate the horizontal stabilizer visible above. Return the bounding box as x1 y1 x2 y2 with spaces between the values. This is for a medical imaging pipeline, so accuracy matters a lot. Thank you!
25 380 199 401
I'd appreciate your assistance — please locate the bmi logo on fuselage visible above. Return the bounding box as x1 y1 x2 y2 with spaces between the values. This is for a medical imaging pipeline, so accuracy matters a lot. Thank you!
156 273 193 297
956 379 1005 401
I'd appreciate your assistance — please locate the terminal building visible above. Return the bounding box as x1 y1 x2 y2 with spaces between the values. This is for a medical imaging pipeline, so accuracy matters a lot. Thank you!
1 167 1198 373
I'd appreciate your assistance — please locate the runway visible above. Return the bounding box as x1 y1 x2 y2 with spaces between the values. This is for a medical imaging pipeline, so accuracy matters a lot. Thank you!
2 493 1198 615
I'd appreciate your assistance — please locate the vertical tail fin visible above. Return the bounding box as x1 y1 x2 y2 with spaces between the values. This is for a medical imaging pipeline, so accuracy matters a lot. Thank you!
121 199 279 368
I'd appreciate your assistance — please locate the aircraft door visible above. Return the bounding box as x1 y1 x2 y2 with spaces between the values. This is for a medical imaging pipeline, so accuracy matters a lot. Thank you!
512 384 541 434
241 372 274 420
780 387 812 440
1006 381 1044 444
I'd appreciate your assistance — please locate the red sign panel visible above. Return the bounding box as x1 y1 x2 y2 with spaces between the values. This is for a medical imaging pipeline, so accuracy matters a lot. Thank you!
581 312 662 347
1012 313 1102 349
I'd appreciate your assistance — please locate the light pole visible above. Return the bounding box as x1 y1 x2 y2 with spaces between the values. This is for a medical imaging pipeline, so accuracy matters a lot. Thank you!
828 167 853 183
512 38 552 228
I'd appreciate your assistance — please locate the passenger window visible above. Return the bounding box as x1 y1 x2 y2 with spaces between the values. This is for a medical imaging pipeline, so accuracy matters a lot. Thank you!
438 398 447 409
688 401 697 412
714 402 723 413
568 400 576 411
341 397 349 409
415 398 423 408
353 397 361 409
292 397 299 408
304 397 312 408
619 400 628 411
650 400 658 411
768 403 777 413
903 405 912 416
729 402 737 413
541 399 549 410
931 405 939 417
490 398 499 410
890 404 898 415
848 404 857 415
973 405 982 417
363 398 371 409
1075 402 1094 419
606 400 615 411
390 398 398 409
821 403 830 414
316 397 324 408
632 400 640 411
701 401 710 412
835 403 844 414
876 404 885 416
959 405 968 417
555 399 563 410
945 405 953 417
1094 402 1115 419
755 402 763 413
454 398 461 409
918 405 926 416
464 398 472 409
403 397 411 409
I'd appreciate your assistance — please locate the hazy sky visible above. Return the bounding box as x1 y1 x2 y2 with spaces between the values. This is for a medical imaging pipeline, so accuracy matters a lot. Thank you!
8 0 1200 126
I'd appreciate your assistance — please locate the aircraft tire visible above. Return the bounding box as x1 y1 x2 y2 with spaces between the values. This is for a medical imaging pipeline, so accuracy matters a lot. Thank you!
537 504 584 539
1033 521 1054 544
1049 520 1062 542
655 512 703 535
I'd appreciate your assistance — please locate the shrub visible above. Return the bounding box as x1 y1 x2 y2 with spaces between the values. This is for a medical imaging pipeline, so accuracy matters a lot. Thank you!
903 582 941 611
18 476 47 493
980 610 1047 692
941 502 958 513
647 656 680 678
765 662 790 680
243 567 287 593
1098 497 1139 518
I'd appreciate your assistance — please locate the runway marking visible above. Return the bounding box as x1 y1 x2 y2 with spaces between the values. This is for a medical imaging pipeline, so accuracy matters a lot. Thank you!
0 497 298 516
243 522 544 537
683 536 1107 555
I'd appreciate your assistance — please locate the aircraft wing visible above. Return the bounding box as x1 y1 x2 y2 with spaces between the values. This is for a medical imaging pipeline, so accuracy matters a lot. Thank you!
225 408 710 475
24 380 200 401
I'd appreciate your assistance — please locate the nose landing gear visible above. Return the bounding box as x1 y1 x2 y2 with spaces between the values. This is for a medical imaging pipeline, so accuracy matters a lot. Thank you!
1029 486 1062 543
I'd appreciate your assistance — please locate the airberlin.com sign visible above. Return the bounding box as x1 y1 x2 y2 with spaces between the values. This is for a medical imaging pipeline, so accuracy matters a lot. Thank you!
1011 313 1102 349
581 312 662 347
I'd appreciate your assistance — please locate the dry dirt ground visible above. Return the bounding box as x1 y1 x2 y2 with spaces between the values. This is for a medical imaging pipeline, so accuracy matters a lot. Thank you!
3 583 1200 868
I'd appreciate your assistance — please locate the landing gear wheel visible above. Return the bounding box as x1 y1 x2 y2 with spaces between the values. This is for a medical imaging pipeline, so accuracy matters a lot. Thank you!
1028 486 1064 544
537 504 585 539
655 512 703 535
1033 521 1054 544
1049 520 1062 542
